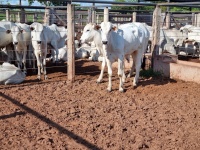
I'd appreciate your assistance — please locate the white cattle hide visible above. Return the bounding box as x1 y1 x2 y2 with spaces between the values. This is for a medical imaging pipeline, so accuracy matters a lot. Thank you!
80 23 150 92
89 49 101 61
0 62 26 85
58 46 67 61
75 47 90 59
100 22 125 91
0 21 16 62
179 25 200 57
10 23 33 73
30 23 67 80
30 22 48 80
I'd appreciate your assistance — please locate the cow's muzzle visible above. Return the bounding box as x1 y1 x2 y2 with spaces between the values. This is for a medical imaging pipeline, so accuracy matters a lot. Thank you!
14 42 18 45
102 41 108 45
37 41 42 44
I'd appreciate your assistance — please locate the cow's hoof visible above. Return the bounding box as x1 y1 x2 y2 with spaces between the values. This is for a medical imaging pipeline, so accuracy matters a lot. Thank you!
119 88 125 93
44 75 48 80
96 80 102 84
37 77 41 80
107 88 112 92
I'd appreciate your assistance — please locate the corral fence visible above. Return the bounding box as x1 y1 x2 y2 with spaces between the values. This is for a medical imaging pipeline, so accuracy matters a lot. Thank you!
1 1 200 83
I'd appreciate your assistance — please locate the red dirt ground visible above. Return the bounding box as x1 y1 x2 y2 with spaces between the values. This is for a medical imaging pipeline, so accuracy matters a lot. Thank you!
0 59 200 150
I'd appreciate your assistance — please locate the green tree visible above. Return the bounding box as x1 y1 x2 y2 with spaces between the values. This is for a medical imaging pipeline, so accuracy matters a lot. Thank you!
111 0 155 12
27 0 67 6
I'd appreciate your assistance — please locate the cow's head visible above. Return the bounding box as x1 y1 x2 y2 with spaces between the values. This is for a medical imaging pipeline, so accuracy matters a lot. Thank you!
10 25 23 45
100 22 117 45
80 23 101 44
30 22 44 45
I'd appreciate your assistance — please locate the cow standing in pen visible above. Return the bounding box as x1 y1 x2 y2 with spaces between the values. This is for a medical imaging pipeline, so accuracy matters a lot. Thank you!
0 21 15 62
10 23 33 74
30 22 67 80
100 22 150 92
80 22 150 92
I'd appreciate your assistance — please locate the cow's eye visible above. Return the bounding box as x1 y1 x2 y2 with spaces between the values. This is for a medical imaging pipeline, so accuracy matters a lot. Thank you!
86 30 89 32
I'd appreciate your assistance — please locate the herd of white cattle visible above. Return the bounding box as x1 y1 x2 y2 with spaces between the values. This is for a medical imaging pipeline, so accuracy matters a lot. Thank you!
0 20 200 91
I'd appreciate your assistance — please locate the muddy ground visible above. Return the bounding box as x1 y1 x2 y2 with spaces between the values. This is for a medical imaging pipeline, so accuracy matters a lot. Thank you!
0 59 200 150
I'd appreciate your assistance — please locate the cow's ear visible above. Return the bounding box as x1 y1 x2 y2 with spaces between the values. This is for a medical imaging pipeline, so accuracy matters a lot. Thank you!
94 25 101 30
112 26 117 31
6 30 11 34
30 27 34 31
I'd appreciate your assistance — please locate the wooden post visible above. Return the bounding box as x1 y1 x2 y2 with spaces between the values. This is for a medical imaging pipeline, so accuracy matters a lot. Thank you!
194 13 197 27
67 4 75 82
151 6 161 56
33 13 37 22
6 9 10 21
13 14 16 22
96 14 99 24
92 10 96 23
88 8 92 23
132 12 136 22
104 7 109 22
25 14 27 23
192 13 195 26
20 8 25 23
197 13 200 27
44 8 50 25
17 11 20 22
50 8 54 25
166 12 170 29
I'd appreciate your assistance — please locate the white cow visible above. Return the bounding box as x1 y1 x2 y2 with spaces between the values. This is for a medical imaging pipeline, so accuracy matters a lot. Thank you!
0 62 26 85
10 23 33 73
30 22 67 80
144 24 179 54
0 21 15 62
80 23 150 91
30 22 48 80
179 25 200 57
100 22 125 92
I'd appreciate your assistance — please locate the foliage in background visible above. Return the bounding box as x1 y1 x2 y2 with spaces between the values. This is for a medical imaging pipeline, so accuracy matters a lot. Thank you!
140 68 163 78
112 0 155 12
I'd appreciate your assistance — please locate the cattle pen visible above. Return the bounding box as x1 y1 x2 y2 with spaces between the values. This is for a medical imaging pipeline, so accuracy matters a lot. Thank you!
1 0 200 84
1 1 200 150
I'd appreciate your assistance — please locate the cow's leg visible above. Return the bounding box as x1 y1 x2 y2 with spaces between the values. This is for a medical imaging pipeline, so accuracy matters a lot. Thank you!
127 52 136 78
97 57 106 83
43 56 48 80
14 48 21 69
50 41 58 63
22 46 27 74
28 45 33 67
6 45 14 63
43 45 48 80
34 53 41 80
106 59 112 92
133 53 142 87
118 56 124 92
32 51 36 73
